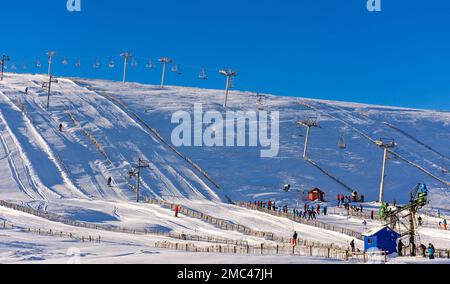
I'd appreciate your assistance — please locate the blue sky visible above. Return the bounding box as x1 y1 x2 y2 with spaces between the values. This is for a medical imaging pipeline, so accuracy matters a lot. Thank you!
2 0 450 110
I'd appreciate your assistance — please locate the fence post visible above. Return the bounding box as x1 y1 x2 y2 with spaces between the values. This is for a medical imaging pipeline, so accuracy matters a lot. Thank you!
327 247 330 259
261 244 264 255
276 245 279 255
309 246 313 256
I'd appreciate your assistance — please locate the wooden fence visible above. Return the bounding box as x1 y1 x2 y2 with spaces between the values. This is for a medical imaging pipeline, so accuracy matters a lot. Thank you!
155 241 373 263
1 219 101 243
236 202 363 240
0 199 250 247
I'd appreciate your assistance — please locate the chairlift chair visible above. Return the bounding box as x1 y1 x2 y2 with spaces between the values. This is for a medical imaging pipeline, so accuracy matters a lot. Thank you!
93 59 100 69
36 60 42 68
75 59 81 68
130 58 138 68
145 59 155 69
108 58 115 68
171 64 182 75
62 58 69 65
199 68 208 80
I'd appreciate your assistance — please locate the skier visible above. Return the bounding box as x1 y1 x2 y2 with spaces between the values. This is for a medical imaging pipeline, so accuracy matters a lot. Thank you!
397 240 404 256
362 220 367 227
323 206 327 216
443 219 448 230
59 123 63 132
107 177 112 187
371 210 374 220
337 194 341 207
25 87 28 94
292 231 298 246
428 243 435 259
350 239 355 252
175 205 180 217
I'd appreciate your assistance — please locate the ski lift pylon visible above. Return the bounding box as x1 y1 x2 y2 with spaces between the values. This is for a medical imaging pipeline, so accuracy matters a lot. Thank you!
171 64 182 75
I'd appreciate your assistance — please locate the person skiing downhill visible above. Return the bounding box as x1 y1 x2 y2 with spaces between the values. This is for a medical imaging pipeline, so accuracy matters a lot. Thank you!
107 177 112 187
59 123 63 132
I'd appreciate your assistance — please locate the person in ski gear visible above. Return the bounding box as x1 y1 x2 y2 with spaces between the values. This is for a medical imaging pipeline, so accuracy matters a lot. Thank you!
292 231 298 246
25 87 28 94
443 219 448 230
59 123 63 132
175 205 180 217
362 220 367 227
419 243 427 258
107 177 112 187
371 210 374 220
323 206 327 216
397 240 404 256
350 239 355 252
428 243 435 259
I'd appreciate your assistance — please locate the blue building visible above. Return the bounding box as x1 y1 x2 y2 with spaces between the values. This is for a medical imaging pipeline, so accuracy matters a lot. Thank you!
363 226 400 255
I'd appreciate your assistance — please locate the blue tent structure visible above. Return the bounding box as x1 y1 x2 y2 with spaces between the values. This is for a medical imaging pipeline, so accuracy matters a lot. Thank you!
363 226 400 255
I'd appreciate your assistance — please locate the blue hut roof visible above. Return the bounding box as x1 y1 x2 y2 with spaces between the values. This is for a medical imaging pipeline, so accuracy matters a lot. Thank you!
362 226 399 237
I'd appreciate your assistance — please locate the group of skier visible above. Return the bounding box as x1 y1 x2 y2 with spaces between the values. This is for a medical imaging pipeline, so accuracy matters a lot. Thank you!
398 240 436 259
336 192 364 207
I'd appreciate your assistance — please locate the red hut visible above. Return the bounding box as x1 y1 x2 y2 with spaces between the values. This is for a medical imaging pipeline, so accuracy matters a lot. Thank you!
308 188 325 202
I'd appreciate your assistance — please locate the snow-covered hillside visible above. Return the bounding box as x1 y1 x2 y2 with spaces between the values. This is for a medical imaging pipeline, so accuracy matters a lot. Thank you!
1 72 449 263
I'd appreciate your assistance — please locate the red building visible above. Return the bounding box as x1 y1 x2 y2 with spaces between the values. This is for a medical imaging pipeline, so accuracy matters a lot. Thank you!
308 188 325 202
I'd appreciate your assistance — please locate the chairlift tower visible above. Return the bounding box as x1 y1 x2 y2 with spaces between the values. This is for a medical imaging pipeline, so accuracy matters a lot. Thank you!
297 119 320 160
46 51 56 75
128 158 150 203
375 138 398 203
120 52 133 83
159 57 173 89
42 75 59 109
219 68 237 108
1 54 10 81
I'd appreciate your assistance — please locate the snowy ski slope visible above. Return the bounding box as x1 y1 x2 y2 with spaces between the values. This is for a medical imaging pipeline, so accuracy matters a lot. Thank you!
1 72 450 263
